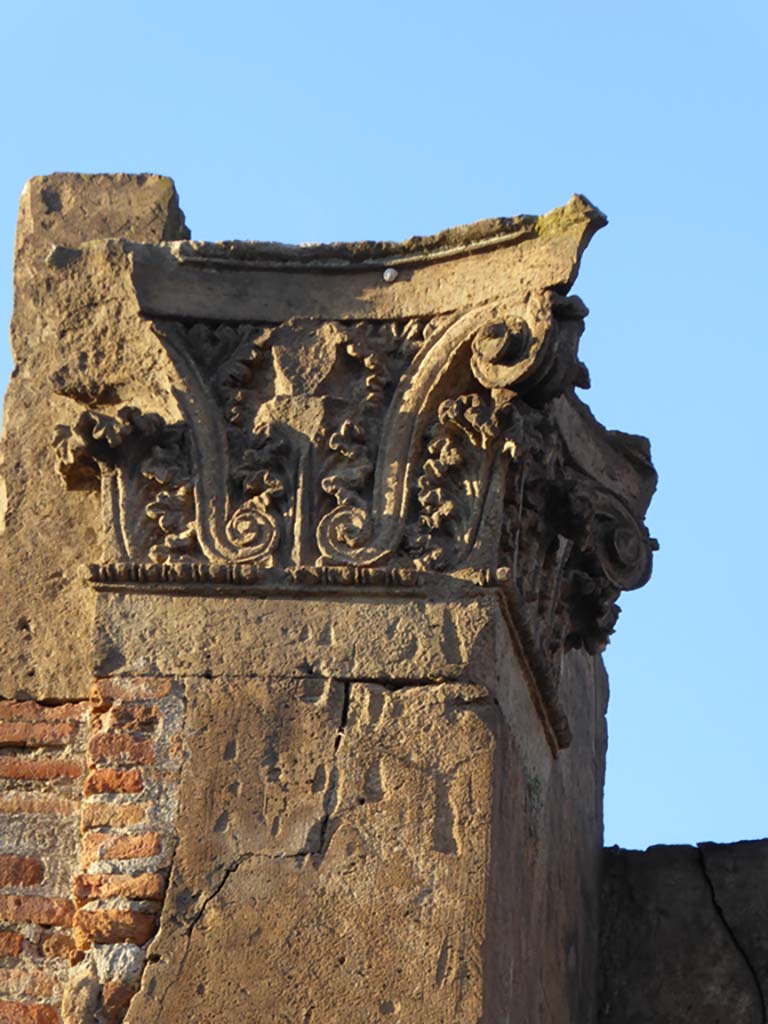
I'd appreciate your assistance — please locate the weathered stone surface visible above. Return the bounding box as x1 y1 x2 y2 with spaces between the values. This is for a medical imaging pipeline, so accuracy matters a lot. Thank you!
103 641 606 1023
700 841 768 1009
131 199 601 322
127 677 496 1022
1 174 656 1021
599 842 768 1023
93 590 498 684
1 173 189 702
60 959 99 1024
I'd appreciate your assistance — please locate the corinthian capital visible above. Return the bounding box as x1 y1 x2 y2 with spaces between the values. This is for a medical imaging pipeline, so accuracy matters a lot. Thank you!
53 193 656 748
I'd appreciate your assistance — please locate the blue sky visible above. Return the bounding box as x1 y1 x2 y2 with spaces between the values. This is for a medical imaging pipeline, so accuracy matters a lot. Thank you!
1 0 765 849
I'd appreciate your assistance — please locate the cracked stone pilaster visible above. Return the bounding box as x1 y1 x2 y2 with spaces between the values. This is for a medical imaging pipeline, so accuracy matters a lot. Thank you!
11 182 637 1021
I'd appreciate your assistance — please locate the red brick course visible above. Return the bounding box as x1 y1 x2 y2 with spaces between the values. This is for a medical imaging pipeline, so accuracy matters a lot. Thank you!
82 832 161 864
0 723 75 748
102 980 139 1024
80 802 148 831
83 768 143 795
0 758 81 781
0 702 86 723
87 733 154 767
0 698 87 1020
104 704 158 731
0 964 58 999
74 872 166 903
0 931 23 957
0 895 74 927
0 855 44 887
0 686 180 1020
0 794 76 816
91 678 172 709
73 908 157 948
39 931 76 962
0 1002 59 1023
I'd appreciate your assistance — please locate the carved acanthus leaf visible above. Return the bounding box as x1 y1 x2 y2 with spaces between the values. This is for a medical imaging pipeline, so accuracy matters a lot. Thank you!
54 298 655 750
408 393 513 570
54 407 167 487
224 426 290 564
146 485 197 563
321 420 373 511
54 405 197 562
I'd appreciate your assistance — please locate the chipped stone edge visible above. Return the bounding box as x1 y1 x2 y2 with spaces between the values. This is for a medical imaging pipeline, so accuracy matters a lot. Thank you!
158 193 606 271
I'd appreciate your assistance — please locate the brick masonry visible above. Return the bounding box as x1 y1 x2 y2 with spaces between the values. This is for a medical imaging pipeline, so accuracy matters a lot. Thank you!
0 699 85 1022
0 679 184 1022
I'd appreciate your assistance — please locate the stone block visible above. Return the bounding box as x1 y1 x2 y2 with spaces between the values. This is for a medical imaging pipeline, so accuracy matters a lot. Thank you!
599 842 768 1023
1 174 190 703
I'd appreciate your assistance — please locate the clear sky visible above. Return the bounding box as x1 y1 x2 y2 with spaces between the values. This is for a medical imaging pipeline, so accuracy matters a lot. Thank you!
1 0 765 850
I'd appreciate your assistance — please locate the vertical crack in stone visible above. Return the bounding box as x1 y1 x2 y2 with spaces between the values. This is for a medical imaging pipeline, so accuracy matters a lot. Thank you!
185 852 255 935
313 680 352 858
143 853 255 1020
698 846 767 1024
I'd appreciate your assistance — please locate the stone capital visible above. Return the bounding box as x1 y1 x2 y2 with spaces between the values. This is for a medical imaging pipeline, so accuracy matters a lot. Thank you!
51 192 656 748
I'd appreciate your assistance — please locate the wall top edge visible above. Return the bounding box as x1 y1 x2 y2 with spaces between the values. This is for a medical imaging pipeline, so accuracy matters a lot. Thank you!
157 193 606 271
45 192 605 273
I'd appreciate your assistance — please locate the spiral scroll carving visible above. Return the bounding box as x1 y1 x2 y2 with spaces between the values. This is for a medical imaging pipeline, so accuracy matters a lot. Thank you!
225 499 280 561
316 505 378 565
53 297 656 748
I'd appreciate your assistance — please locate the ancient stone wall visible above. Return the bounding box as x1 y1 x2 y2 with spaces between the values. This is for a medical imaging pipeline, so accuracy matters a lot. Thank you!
599 842 768 1024
0 174 658 1022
